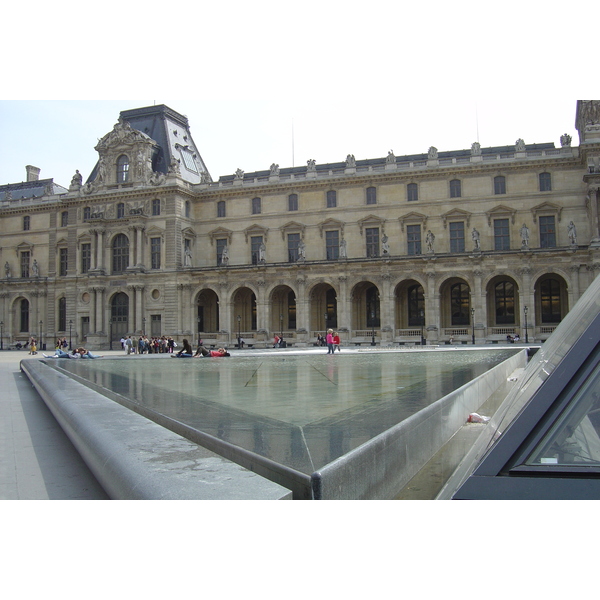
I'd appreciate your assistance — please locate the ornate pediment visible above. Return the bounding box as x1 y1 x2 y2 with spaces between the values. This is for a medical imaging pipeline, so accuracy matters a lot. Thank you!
319 218 345 238
441 208 472 229
486 205 517 226
280 221 306 239
357 214 385 235
244 224 268 242
208 227 233 245
531 201 563 223
398 211 428 231
95 118 153 152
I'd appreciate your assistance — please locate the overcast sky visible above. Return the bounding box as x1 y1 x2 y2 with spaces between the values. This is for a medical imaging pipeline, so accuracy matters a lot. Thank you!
1 2 595 189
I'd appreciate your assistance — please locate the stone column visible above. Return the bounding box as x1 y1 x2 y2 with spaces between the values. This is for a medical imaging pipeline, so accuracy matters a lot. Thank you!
97 228 105 271
473 269 485 341
380 273 392 343
336 275 348 331
256 279 267 334
569 265 580 309
93 287 105 333
135 285 145 333
519 267 533 337
588 185 600 242
89 228 97 270
426 270 439 342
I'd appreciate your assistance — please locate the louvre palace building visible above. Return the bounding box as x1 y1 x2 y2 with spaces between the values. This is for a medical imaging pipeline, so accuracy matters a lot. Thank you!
1 101 600 350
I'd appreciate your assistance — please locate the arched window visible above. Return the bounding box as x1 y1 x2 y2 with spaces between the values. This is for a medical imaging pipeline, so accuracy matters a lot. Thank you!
495 281 515 324
540 278 561 323
366 286 380 328
408 284 425 327
20 298 30 332
116 155 129 183
450 282 470 325
112 233 129 274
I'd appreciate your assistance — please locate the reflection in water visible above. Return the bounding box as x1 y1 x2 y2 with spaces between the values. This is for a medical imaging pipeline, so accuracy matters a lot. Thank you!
55 350 518 474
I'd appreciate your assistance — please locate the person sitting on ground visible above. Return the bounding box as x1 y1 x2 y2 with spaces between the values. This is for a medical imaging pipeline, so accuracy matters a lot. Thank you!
44 348 81 359
506 334 515 343
174 338 194 357
76 347 102 359
194 345 230 357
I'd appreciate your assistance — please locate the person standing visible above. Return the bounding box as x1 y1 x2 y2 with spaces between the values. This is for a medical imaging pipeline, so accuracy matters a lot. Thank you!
125 335 133 355
326 329 334 354
333 332 341 352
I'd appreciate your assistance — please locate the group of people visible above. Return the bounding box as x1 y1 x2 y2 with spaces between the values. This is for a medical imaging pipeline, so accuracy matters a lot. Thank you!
506 334 521 343
325 329 341 354
121 335 177 355
273 335 285 348
172 338 230 358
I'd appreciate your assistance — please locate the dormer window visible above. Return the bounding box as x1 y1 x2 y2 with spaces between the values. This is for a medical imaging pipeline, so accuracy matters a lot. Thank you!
116 155 129 183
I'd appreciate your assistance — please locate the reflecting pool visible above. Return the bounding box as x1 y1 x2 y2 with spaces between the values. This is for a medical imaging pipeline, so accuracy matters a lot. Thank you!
52 349 519 476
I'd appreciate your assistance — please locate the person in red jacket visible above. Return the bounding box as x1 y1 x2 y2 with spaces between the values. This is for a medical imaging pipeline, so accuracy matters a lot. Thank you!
333 332 341 352
194 345 231 357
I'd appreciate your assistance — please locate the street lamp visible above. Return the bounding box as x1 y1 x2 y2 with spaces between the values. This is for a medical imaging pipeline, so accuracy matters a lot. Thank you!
280 313 283 338
471 308 475 345
237 315 241 348
39 320 43 352
420 309 425 346
69 320 72 350
524 306 529 344
0 320 3 351
142 317 146 336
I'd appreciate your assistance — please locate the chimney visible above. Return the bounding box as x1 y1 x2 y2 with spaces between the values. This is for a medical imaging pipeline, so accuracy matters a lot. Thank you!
26 165 41 181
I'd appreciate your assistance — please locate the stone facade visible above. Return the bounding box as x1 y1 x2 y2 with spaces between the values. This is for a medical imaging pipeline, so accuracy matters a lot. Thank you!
2 101 600 349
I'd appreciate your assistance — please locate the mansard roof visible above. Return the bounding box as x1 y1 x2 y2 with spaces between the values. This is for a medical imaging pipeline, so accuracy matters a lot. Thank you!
217 143 557 183
87 104 212 185
0 178 68 202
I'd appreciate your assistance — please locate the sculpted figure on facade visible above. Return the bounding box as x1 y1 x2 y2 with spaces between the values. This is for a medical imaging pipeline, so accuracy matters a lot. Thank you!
425 230 435 253
270 163 280 176
520 223 530 248
345 154 356 168
32 260 39 277
168 158 181 175
200 171 212 184
381 233 390 256
234 168 244 181
472 228 481 251
339 238 347 259
515 138 526 152
386 150 395 164
4 261 11 278
568 221 577 245
70 170 82 189
149 171 166 186
428 146 438 159
560 133 572 147
220 244 229 266
471 142 481 156
306 159 316 172
184 246 192 267
259 242 266 263
297 239 306 261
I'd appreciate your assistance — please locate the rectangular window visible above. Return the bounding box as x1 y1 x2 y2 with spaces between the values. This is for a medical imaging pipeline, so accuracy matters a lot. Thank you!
151 237 161 269
60 248 68 276
61 211 68 227
449 222 465 252
325 230 339 260
494 219 510 250
494 176 506 195
450 179 461 198
117 203 125 218
407 224 422 255
81 316 90 339
539 172 552 192
288 233 300 262
407 183 418 202
151 314 162 337
23 216 30 231
252 197 261 214
326 190 337 208
540 215 556 248
152 199 161 216
366 227 379 258
216 238 228 265
21 251 30 278
366 187 377 205
288 194 298 211
217 200 226 218
251 236 263 264
81 243 91 273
